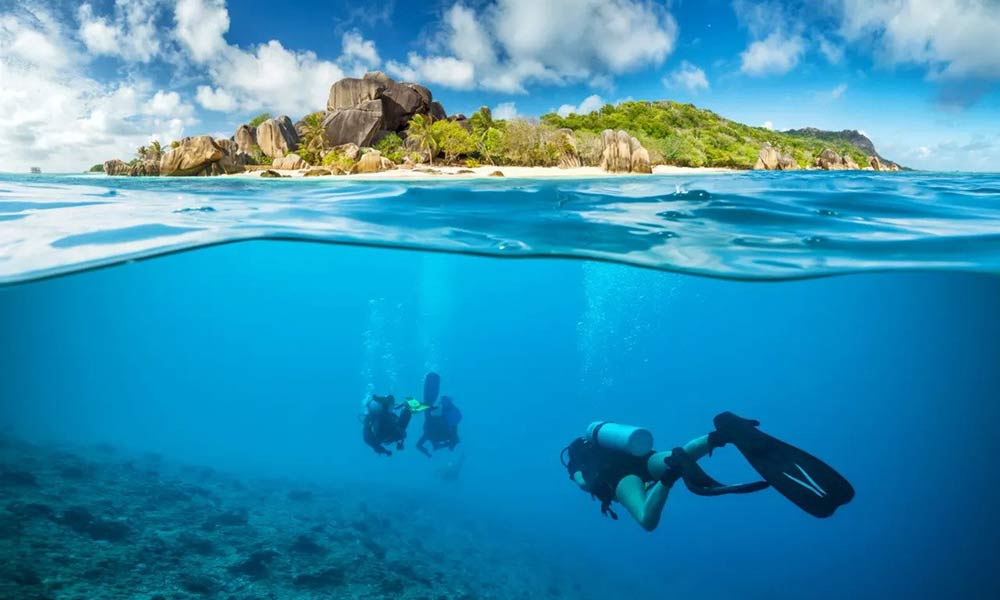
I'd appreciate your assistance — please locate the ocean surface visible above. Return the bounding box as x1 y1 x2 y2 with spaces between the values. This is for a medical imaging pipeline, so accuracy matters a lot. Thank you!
1 171 999 599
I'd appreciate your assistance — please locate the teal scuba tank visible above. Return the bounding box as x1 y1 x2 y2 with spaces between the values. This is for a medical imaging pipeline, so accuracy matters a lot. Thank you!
587 422 654 456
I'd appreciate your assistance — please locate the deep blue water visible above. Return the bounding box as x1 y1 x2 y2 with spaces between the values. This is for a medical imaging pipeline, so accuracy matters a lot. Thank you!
1 172 1000 599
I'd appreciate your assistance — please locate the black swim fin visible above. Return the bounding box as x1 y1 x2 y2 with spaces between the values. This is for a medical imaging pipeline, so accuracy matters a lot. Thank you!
662 447 770 497
710 412 855 518
423 372 440 407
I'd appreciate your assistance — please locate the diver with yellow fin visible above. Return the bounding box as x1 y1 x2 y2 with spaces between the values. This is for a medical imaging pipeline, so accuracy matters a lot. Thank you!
360 376 435 456
561 412 854 530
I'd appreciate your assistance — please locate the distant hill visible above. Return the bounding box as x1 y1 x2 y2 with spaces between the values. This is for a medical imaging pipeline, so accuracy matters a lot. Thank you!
782 127 900 168
542 101 899 170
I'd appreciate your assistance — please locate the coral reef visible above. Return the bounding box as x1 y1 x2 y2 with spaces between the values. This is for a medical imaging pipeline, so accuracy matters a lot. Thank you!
0 436 614 599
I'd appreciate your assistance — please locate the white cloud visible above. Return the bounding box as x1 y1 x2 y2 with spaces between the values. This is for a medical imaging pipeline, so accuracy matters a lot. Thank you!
916 146 931 158
664 61 709 93
556 94 605 117
340 30 380 75
386 53 475 90
195 85 237 111
0 10 196 172
390 0 678 92
817 35 845 64
836 0 1000 80
0 11 72 70
174 0 230 63
171 1 383 116
740 32 805 76
492 101 518 120
830 83 848 99
145 90 195 119
77 5 118 55
763 120 774 130
76 1 163 63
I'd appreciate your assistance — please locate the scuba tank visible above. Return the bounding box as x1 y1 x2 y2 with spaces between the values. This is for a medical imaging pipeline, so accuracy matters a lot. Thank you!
586 422 653 456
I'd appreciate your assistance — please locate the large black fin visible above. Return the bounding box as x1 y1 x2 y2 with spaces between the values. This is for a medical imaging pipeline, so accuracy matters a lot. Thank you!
423 372 441 407
713 412 855 518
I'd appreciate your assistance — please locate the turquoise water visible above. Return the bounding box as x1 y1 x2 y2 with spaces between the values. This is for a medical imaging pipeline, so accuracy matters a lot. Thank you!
1 172 999 599
2 171 1000 283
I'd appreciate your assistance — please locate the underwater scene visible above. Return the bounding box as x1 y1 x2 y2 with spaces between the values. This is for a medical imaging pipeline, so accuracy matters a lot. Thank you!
2 172 1000 600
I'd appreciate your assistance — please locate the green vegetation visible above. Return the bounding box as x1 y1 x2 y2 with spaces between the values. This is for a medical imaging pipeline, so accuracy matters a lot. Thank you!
375 133 405 163
430 120 476 163
89 164 103 172
542 101 871 169
321 150 355 172
296 112 325 165
405 114 438 165
249 144 272 166
248 112 272 128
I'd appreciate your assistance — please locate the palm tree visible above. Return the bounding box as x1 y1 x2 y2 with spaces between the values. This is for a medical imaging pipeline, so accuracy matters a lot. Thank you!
148 140 162 162
299 112 325 164
406 114 437 165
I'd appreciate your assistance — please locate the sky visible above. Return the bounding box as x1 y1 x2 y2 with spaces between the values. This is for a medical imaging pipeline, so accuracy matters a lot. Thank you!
0 0 998 172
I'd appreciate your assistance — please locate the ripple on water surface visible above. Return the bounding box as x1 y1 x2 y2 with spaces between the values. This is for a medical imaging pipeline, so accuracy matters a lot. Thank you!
0 171 998 283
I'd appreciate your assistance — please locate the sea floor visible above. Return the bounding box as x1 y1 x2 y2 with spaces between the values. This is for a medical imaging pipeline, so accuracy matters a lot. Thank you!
0 436 623 600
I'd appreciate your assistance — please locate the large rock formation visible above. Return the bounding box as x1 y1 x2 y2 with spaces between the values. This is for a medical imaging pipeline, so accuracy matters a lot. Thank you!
327 76 385 111
321 72 445 149
815 148 847 170
160 136 245 176
256 116 299 158
753 143 797 170
103 158 160 176
555 129 582 169
234 124 257 154
272 153 307 170
352 150 394 174
843 155 861 170
103 159 129 175
868 155 900 171
331 143 360 161
599 130 651 174
322 99 384 147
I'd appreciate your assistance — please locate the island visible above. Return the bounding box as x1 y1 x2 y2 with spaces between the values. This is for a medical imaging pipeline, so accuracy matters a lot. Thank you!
101 72 902 178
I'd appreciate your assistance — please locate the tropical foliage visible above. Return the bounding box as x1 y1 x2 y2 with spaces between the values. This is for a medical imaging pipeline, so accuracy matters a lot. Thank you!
405 114 437 165
430 120 476 163
296 112 325 165
248 112 271 127
375 133 405 163
542 101 871 169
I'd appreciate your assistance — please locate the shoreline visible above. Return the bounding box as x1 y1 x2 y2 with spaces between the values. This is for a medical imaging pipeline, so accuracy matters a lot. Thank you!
225 164 738 181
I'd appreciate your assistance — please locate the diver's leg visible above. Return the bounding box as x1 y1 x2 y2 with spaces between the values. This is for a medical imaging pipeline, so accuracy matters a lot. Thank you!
646 436 711 479
416 435 432 457
615 475 670 532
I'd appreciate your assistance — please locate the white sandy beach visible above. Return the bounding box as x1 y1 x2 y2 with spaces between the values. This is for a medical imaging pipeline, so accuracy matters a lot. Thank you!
227 164 736 181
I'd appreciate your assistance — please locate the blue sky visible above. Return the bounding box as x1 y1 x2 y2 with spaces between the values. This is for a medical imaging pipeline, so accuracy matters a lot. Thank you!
1 0 998 171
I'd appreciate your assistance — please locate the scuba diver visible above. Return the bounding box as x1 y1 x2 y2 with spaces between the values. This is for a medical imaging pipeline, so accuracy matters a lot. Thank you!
561 412 854 531
361 393 431 456
414 373 463 457
417 396 462 457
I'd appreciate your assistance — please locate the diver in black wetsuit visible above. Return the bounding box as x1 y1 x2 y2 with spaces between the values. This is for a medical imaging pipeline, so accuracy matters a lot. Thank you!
362 395 415 456
562 412 855 531
417 395 462 457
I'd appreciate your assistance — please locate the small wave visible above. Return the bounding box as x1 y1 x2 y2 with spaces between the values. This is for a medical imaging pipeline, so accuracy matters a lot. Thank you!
0 171 998 284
